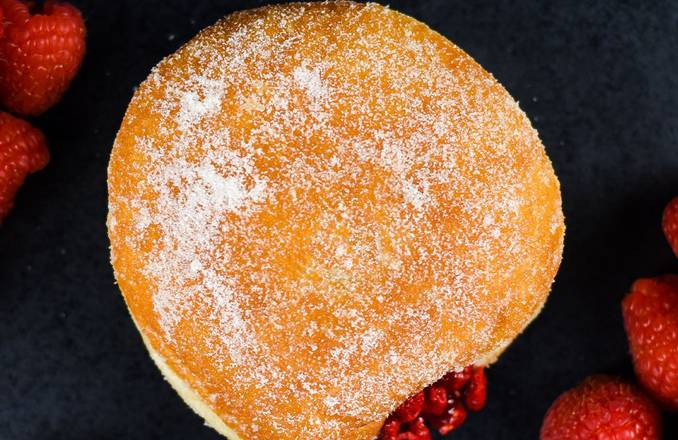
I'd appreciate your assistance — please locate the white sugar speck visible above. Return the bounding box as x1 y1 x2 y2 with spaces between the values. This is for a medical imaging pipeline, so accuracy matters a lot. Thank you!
190 259 202 272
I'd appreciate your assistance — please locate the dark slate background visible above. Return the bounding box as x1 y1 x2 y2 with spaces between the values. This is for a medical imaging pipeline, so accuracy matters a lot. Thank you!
2 0 678 439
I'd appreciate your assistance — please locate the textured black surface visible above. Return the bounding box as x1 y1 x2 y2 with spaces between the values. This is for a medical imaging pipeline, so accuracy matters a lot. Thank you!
1 1 678 439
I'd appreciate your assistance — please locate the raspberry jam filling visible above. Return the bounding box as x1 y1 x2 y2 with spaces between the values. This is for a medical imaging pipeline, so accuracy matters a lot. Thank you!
378 366 486 440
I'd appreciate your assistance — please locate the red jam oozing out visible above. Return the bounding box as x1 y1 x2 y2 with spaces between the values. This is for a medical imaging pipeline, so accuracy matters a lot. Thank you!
378 366 487 440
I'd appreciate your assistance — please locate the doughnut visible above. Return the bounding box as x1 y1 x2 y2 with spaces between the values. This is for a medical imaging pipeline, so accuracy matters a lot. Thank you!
107 2 564 439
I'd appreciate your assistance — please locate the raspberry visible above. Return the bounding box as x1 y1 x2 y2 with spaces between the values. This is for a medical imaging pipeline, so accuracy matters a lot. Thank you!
378 366 486 438
540 375 661 440
623 275 678 409
0 112 49 223
0 0 86 115
663 197 678 258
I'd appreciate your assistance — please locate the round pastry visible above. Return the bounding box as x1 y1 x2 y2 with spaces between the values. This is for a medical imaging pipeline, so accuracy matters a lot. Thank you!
107 2 564 439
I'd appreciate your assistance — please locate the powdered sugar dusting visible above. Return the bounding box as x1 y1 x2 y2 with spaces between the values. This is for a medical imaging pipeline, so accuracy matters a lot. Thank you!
293 64 329 99
175 76 225 132
107 3 564 439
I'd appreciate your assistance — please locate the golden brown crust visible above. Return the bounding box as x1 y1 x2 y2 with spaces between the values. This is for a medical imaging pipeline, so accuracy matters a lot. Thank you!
107 2 564 439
